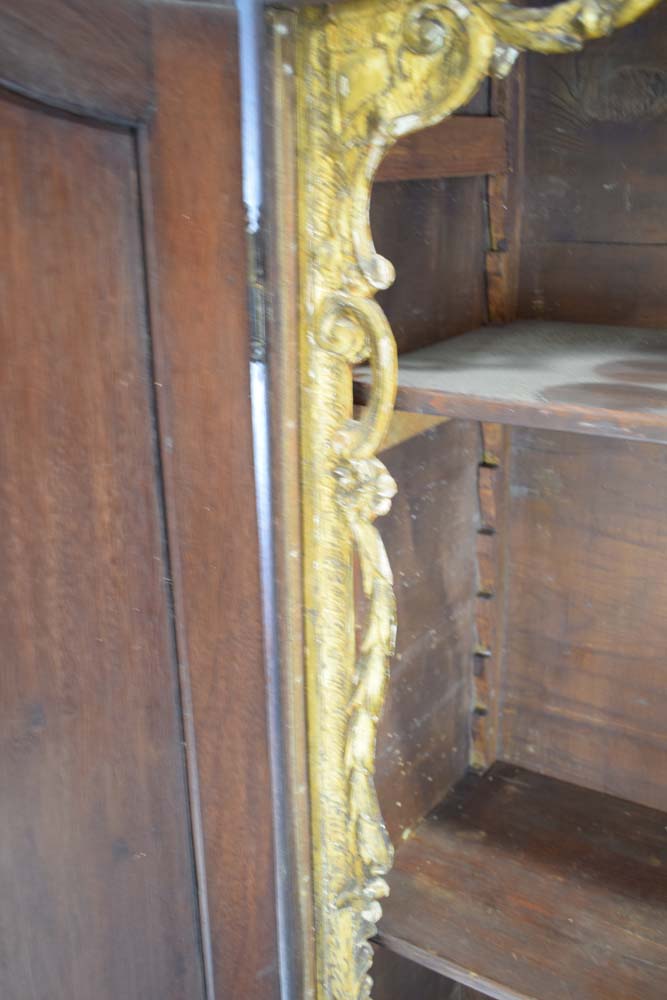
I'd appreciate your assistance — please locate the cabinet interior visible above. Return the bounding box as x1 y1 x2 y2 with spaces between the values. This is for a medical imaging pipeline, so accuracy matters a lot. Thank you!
364 5 667 998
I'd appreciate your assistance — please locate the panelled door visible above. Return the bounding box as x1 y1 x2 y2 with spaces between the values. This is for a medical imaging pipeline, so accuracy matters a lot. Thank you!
0 3 279 998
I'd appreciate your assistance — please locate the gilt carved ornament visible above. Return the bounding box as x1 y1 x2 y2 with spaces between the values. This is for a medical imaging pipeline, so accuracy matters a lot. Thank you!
293 0 660 995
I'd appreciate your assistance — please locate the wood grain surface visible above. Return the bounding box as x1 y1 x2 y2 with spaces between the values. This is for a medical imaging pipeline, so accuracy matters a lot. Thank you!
358 321 667 444
376 117 507 183
0 0 152 122
380 763 667 1000
373 946 485 999
143 5 280 998
519 5 667 328
0 91 205 1000
502 427 667 812
376 419 478 841
372 176 488 355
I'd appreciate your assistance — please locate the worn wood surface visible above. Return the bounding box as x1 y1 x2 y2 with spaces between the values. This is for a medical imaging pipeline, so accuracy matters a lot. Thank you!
380 763 667 1000
376 116 507 183
370 79 490 355
502 428 667 812
371 176 488 354
373 946 485 999
486 64 525 325
142 5 280 998
470 424 510 771
522 5 667 248
519 4 667 325
0 92 204 999
0 0 152 122
358 320 667 444
519 242 667 328
375 419 478 842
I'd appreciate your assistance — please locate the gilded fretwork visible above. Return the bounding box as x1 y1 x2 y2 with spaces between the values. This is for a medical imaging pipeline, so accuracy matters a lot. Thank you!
294 0 660 996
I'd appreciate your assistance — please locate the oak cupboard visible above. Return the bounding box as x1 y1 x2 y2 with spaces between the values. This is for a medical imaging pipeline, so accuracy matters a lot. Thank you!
3 1 667 998
0 3 278 999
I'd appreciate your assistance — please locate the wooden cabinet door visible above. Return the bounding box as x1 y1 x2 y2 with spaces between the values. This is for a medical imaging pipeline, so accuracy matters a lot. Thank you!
0 3 279 998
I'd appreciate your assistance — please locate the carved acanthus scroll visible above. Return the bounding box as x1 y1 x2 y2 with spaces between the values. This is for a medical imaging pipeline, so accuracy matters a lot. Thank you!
294 0 661 996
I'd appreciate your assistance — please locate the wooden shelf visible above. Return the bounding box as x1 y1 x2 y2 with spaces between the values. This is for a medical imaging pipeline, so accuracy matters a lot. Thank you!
378 763 667 1000
355 321 667 443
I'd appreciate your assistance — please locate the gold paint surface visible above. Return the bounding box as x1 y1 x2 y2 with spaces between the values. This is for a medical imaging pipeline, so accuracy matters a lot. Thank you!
294 1 661 997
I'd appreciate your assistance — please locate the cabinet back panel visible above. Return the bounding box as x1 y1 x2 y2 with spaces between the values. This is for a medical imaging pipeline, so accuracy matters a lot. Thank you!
502 428 667 810
519 3 667 328
0 94 205 998
371 176 488 355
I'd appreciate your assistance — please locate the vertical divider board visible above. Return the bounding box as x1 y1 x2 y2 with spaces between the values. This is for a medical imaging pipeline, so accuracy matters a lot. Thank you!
471 423 512 772
486 59 526 327
473 64 524 773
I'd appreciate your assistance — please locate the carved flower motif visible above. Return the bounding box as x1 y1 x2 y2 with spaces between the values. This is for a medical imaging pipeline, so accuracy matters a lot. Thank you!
335 457 397 524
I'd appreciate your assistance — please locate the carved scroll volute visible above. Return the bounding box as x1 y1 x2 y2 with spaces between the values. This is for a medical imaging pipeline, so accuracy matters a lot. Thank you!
294 0 662 997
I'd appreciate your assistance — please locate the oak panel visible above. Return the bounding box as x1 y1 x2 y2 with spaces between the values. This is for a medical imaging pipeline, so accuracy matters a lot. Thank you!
518 242 667 328
0 94 204 999
502 428 667 811
0 0 151 122
519 6 667 328
372 176 488 355
522 5 667 247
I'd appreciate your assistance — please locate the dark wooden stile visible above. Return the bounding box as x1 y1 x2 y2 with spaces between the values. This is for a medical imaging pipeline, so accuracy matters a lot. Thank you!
139 5 280 998
0 3 280 998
